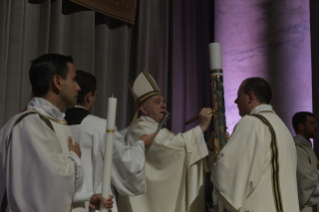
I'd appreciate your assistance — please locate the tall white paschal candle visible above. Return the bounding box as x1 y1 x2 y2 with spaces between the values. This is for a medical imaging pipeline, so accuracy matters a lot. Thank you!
208 42 227 159
209 43 222 70
100 97 117 212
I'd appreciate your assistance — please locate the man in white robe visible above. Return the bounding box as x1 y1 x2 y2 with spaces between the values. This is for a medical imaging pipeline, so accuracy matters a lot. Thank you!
65 70 155 212
118 71 216 212
0 54 113 212
211 77 299 212
293 111 319 211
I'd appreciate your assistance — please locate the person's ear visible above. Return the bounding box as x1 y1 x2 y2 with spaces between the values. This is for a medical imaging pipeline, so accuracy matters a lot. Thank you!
86 92 93 103
52 75 62 92
298 123 304 133
247 92 254 102
139 105 148 116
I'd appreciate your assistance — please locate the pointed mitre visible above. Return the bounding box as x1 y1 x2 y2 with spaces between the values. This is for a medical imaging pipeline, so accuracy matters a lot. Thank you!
129 70 162 108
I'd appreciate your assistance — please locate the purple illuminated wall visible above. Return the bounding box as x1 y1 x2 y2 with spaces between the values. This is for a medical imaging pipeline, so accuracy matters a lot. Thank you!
215 0 312 134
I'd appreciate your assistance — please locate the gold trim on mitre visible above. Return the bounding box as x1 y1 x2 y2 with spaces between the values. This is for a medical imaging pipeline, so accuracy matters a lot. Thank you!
129 70 162 108
136 91 162 108
142 70 159 91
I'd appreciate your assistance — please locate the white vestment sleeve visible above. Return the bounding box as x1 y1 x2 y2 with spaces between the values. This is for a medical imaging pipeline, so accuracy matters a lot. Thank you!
189 125 216 171
93 127 146 196
313 170 319 197
312 170 319 197
126 120 209 168
68 151 86 202
112 133 146 195
295 145 319 207
184 126 209 166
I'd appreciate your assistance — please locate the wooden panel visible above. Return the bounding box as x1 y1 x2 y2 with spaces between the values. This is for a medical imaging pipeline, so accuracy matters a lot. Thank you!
70 0 137 24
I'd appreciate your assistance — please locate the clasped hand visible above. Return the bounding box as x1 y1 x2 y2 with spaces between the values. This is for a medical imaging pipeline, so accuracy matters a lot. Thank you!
68 136 82 158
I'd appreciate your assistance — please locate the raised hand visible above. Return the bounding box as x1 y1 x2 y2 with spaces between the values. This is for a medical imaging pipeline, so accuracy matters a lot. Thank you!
198 108 213 132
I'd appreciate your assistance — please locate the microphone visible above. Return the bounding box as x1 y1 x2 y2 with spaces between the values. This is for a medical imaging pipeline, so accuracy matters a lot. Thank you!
156 112 170 133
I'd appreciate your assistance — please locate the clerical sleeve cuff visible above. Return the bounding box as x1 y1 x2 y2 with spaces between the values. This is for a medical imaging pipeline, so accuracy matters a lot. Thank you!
68 151 82 166
313 170 319 197
134 140 145 149
68 152 84 196
193 125 203 137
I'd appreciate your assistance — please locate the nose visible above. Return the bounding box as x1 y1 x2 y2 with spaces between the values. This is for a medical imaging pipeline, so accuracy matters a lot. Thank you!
76 82 81 91
162 102 166 109
234 98 238 104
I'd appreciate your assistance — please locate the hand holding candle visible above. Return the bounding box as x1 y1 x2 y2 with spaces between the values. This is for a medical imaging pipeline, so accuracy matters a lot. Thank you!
185 44 223 126
100 97 117 212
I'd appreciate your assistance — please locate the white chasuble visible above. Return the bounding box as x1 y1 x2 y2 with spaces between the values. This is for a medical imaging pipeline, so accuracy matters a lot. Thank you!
118 116 214 212
211 104 299 212
294 134 319 212
0 98 82 212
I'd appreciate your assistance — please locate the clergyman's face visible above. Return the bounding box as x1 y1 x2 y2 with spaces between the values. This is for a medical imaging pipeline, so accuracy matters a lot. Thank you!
234 82 250 117
60 62 81 108
303 116 317 139
142 95 166 123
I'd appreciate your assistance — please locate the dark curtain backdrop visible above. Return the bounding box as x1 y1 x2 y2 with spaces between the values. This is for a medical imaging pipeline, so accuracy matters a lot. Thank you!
2 0 319 151
169 0 214 134
0 0 215 135
1 0 319 167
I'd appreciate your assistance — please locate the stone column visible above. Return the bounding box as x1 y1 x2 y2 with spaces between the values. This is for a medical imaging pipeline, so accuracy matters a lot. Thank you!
310 0 319 151
215 0 312 133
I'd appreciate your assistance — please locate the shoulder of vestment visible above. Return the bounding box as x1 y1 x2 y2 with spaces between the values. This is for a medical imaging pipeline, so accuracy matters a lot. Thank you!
1 110 37 135
295 142 313 156
13 110 58 133
295 141 312 148
81 114 107 129
133 118 158 129
238 114 267 127
133 118 174 135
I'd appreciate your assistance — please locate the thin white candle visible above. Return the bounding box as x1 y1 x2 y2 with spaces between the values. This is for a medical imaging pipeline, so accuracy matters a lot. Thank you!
100 97 117 212
209 43 222 70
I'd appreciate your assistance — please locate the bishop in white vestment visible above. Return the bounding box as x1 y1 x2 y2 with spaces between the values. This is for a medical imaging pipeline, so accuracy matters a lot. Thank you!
118 71 215 212
118 115 214 212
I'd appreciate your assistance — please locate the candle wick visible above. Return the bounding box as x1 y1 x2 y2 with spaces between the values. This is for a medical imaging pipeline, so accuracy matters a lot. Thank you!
112 93 114 97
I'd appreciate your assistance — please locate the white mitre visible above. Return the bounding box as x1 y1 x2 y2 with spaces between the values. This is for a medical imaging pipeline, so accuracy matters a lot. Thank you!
129 70 162 108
